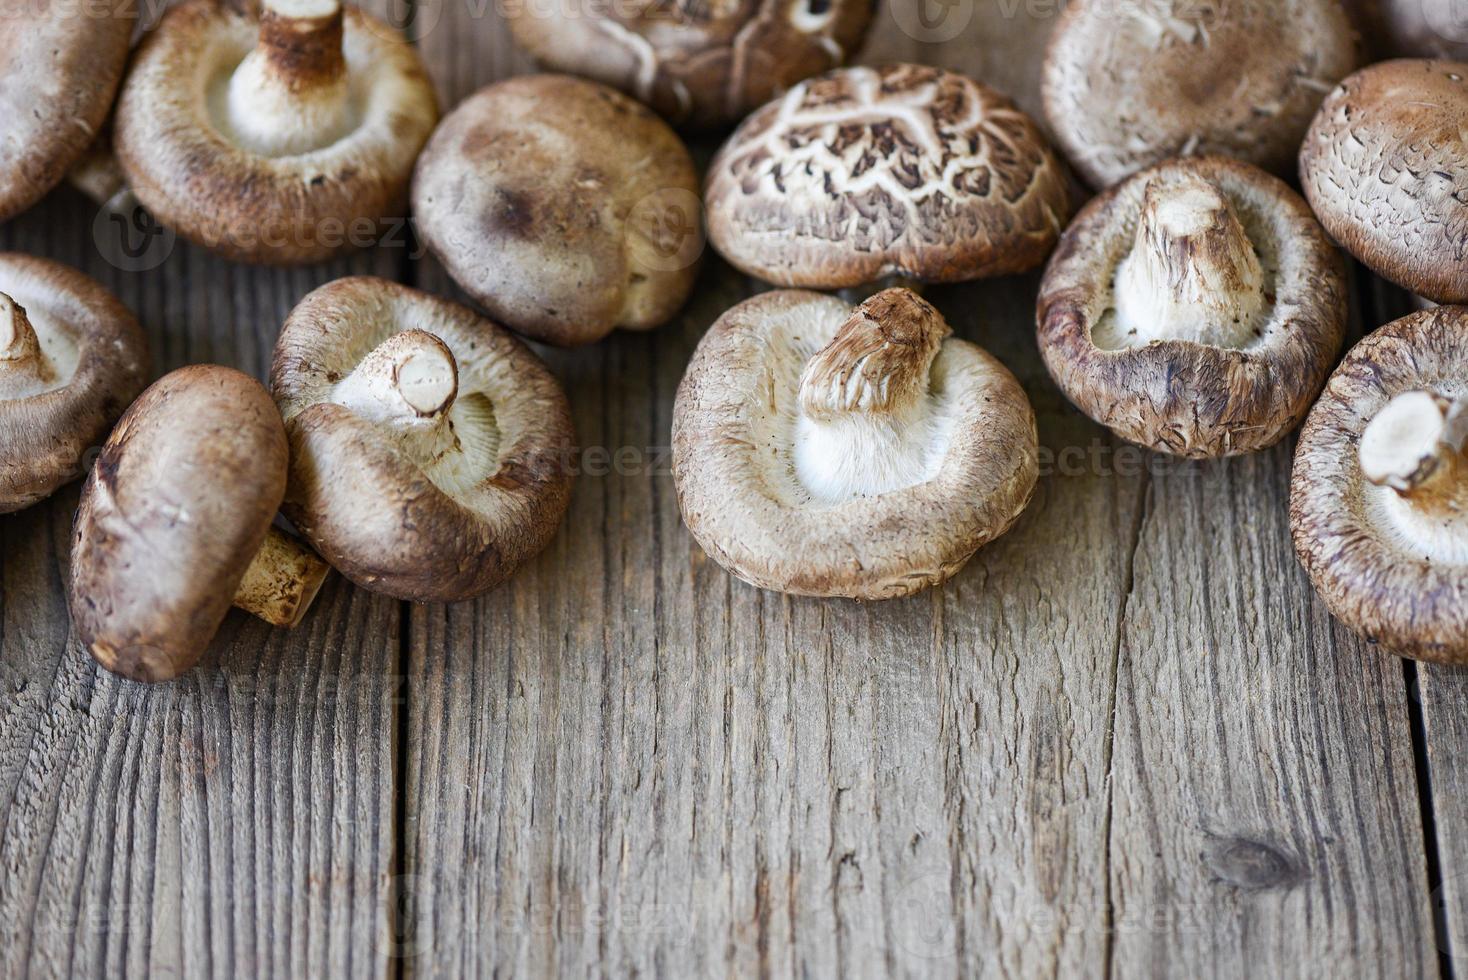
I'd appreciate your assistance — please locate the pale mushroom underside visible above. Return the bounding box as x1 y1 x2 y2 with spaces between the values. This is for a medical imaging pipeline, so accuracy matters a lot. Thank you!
673 290 1038 600
1291 308 1468 663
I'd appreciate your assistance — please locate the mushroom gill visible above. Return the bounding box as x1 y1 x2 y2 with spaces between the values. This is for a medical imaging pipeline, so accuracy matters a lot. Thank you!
1359 390 1468 564
329 328 501 497
793 288 952 504
220 0 355 156
1106 173 1268 349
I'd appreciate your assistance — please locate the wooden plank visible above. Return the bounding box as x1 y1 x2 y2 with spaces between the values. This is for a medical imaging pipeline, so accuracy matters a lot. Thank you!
1104 272 1437 976
405 4 1149 976
0 140 403 977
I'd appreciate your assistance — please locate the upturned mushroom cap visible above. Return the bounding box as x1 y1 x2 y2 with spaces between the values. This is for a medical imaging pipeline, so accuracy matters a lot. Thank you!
672 287 1038 600
271 277 577 601
503 0 874 128
112 0 439 264
704 64 1070 290
0 254 150 513
1300 59 1468 304
69 366 299 682
1291 306 1468 664
1038 156 1346 459
411 74 701 347
1042 0 1358 189
0 1 133 221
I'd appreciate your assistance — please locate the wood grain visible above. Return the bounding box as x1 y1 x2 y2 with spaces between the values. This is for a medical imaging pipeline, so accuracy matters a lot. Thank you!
0 148 403 978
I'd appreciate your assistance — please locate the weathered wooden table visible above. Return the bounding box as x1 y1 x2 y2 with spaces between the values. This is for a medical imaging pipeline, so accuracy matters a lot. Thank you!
0 3 1460 977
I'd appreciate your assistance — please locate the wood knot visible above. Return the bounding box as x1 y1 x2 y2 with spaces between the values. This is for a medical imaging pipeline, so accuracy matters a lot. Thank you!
1204 835 1304 891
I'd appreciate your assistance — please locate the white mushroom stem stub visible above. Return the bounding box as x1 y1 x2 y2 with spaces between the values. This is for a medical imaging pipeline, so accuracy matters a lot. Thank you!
226 0 352 156
1113 174 1267 348
333 328 460 426
1360 390 1468 563
795 289 951 504
0 292 52 393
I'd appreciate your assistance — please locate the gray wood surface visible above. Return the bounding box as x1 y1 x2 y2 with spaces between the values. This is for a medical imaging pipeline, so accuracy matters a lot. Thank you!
0 2 1460 977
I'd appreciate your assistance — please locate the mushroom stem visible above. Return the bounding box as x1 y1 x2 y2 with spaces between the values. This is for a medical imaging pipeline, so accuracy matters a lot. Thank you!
1359 390 1468 561
226 0 352 157
1113 174 1266 348
233 526 332 628
0 293 52 392
794 288 950 503
333 329 460 427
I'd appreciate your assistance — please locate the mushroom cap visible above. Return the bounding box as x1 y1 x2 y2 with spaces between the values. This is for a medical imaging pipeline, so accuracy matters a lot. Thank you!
704 63 1070 289
1300 59 1468 304
69 365 288 682
672 288 1039 600
503 0 875 128
113 0 439 265
0 2 132 221
1358 0 1468 59
1037 156 1347 459
1042 0 1358 189
1291 307 1468 664
0 254 150 513
270 277 576 602
411 74 701 347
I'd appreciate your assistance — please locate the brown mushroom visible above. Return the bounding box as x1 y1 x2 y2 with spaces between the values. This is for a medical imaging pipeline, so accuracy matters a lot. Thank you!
1291 306 1468 664
69 365 331 683
0 1 133 221
271 277 576 601
672 287 1038 599
1037 156 1346 458
503 0 874 129
1042 0 1358 189
704 63 1070 290
1300 59 1468 305
0 254 150 513
412 74 701 347
1351 0 1468 59
112 0 439 264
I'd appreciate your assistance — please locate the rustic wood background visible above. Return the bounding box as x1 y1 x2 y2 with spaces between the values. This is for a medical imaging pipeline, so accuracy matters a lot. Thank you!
0 2 1461 976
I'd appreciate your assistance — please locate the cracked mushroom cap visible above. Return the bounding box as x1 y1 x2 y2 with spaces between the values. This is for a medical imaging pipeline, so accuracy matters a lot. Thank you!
704 63 1070 290
0 1 132 221
672 287 1038 600
1300 59 1468 305
504 0 874 129
411 74 701 347
69 366 296 682
1037 156 1346 458
271 277 576 602
0 254 150 513
112 0 438 264
1042 0 1358 189
1291 307 1468 664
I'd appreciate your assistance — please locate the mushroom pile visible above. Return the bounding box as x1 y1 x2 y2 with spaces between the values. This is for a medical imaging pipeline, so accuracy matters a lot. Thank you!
8 0 1468 681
